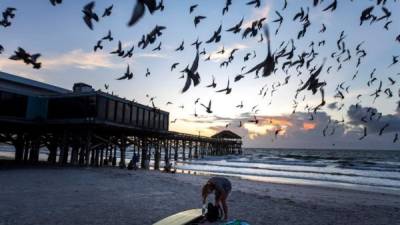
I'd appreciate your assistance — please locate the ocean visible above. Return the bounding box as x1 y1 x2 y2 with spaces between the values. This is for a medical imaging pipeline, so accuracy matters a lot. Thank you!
176 148 400 194
1 145 400 194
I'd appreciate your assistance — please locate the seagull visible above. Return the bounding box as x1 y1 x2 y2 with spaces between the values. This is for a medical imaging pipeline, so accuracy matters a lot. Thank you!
82 1 99 30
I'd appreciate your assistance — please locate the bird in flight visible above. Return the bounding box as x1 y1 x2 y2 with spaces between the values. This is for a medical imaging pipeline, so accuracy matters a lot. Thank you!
49 0 62 6
128 0 157 26
82 1 99 30
200 100 212 113
206 75 217 88
189 4 198 14
245 25 275 77
102 5 113 18
181 51 200 93
216 79 232 94
116 65 133 80
9 47 42 69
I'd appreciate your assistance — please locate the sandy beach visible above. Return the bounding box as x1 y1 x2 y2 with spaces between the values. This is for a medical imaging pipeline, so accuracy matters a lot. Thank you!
0 166 399 225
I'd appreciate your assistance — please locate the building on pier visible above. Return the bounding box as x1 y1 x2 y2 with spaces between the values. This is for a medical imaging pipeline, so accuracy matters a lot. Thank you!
0 71 242 168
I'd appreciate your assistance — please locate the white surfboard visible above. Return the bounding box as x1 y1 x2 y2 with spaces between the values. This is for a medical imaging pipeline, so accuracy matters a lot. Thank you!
153 208 203 225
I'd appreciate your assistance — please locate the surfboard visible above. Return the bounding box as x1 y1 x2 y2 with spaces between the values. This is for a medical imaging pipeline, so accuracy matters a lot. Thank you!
153 208 203 225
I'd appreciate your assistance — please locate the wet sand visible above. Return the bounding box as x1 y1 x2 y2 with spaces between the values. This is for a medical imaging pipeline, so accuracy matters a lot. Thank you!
0 166 399 225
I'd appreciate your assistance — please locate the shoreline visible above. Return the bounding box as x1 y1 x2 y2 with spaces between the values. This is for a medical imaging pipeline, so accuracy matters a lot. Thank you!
1 166 400 225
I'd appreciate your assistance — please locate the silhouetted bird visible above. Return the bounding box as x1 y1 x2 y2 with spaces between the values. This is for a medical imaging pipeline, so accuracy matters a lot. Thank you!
128 0 157 26
226 18 243 34
246 0 260 8
0 7 16 27
117 65 133 80
102 5 113 17
0 45 4 54
384 21 392 30
359 127 367 140
360 6 374 26
206 25 222 43
9 47 42 69
323 0 337 12
171 62 179 71
110 41 125 56
222 0 232 15
123 46 134 58
389 55 399 67
182 51 200 93
206 75 217 88
194 15 206 27
155 0 164 11
94 40 103 52
216 79 232 94
200 100 212 113
49 0 62 6
189 4 198 14
191 38 202 50
102 30 113 41
175 41 184 51
152 42 162 51
82 1 99 30
245 25 275 77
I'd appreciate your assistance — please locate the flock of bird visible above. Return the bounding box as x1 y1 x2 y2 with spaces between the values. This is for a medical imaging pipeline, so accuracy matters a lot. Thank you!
0 0 399 145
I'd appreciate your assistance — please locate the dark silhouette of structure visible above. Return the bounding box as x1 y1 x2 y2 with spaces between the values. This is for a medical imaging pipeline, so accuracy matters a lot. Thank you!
0 71 242 169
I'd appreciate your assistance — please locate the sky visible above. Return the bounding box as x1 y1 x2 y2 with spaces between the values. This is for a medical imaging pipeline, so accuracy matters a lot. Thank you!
0 0 399 150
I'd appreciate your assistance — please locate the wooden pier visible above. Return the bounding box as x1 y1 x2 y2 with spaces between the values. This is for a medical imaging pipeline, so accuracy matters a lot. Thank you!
0 71 242 169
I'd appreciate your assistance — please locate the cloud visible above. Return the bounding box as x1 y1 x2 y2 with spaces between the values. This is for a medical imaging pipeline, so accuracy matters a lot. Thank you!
135 52 168 59
0 58 46 82
197 105 399 149
42 49 122 70
347 104 400 135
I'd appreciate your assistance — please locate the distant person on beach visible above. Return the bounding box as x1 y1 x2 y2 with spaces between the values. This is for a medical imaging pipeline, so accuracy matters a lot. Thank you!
202 176 232 221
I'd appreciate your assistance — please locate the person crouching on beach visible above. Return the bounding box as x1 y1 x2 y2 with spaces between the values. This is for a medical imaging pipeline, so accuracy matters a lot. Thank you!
202 176 232 221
